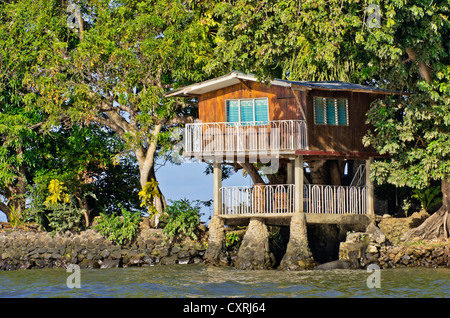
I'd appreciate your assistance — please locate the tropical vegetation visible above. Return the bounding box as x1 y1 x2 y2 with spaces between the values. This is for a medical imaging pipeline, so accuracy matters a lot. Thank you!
0 0 448 242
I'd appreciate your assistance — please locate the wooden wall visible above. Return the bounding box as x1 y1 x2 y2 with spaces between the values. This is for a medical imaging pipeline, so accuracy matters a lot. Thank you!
197 81 384 153
305 90 384 152
198 81 306 122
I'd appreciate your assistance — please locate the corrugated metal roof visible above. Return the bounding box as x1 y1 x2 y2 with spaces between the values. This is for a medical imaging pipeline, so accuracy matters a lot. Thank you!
164 71 406 97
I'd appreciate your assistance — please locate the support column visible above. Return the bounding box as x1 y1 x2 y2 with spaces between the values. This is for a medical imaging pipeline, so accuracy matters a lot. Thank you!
278 212 316 270
365 157 374 218
213 161 222 215
206 161 227 266
295 155 304 213
235 218 275 270
286 160 294 184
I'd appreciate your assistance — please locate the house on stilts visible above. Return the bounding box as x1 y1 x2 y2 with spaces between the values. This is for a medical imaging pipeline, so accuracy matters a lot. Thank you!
165 71 404 269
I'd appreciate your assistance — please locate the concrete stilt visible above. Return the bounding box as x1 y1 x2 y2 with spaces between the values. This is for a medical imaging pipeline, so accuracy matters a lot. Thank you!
204 216 228 266
235 218 275 270
278 213 316 270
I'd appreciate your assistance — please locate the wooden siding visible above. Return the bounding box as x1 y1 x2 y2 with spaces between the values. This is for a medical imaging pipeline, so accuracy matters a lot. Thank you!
198 81 306 123
305 90 383 153
197 81 384 154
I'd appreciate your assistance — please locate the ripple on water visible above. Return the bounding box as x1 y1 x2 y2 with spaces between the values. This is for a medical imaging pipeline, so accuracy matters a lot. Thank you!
0 265 448 298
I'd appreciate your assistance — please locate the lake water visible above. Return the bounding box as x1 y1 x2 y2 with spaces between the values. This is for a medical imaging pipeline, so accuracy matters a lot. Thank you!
0 265 448 298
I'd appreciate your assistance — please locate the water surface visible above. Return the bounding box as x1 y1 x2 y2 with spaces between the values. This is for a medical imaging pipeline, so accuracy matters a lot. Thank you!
0 265 448 298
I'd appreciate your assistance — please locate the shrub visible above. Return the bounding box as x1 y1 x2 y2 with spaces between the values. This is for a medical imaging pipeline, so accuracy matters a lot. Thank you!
412 185 442 213
24 180 84 233
46 201 85 233
94 206 142 245
163 199 202 241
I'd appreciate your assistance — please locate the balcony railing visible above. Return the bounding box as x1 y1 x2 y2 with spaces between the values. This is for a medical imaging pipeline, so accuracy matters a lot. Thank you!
184 120 307 156
220 184 367 215
304 184 367 214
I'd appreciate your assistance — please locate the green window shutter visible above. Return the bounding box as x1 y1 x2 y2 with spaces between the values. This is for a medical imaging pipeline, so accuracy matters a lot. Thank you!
314 97 325 124
254 98 269 123
326 99 336 125
226 100 239 123
337 99 348 125
240 100 254 123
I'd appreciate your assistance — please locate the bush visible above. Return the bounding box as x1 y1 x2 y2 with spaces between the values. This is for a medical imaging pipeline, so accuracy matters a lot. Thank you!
46 201 85 233
163 199 202 241
94 206 142 245
24 183 84 233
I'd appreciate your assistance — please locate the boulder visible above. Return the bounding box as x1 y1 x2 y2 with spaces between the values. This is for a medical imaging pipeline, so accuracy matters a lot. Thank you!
365 222 387 245
315 259 360 270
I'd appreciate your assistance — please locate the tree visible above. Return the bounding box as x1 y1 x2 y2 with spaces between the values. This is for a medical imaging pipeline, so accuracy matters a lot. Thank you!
360 1 450 240
1 0 214 225
205 1 450 240
0 0 56 221
0 1 135 225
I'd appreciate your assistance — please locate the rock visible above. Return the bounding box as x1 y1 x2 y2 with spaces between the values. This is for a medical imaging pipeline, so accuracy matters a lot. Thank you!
178 259 189 265
99 259 121 269
366 244 379 254
402 254 411 265
78 259 100 269
339 242 365 260
128 254 144 266
366 223 387 245
160 255 177 265
315 259 360 270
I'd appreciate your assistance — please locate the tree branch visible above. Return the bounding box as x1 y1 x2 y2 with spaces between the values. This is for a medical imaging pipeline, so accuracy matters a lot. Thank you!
405 48 432 84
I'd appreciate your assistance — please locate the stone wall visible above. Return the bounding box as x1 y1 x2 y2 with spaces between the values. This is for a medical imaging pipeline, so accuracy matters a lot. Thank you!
377 210 429 243
0 228 207 271
334 221 450 270
377 242 450 268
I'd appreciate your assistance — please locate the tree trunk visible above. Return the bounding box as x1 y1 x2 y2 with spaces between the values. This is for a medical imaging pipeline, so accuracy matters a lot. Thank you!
0 202 11 222
239 162 266 185
402 179 450 241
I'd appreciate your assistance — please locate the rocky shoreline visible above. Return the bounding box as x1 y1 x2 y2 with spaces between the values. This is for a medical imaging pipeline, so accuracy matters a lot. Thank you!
334 221 450 270
0 227 207 271
1 213 449 271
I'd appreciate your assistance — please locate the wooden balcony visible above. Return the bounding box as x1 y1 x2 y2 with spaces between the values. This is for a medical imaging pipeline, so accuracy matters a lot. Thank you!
219 184 368 216
183 120 307 159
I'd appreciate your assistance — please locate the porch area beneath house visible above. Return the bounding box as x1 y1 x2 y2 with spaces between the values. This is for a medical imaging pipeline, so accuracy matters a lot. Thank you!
218 183 370 226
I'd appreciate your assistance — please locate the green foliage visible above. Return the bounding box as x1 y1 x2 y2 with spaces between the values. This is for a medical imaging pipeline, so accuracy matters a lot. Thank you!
138 179 160 217
163 199 202 241
225 231 240 248
94 206 142 245
8 205 23 228
45 201 85 234
24 182 85 233
412 186 442 212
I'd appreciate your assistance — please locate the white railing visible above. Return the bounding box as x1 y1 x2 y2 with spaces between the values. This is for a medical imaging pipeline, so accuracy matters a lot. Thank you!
220 184 367 215
221 184 295 215
304 184 367 214
184 120 307 155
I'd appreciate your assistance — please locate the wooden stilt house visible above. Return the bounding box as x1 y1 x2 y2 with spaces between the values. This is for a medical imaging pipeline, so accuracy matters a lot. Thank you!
165 71 403 225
